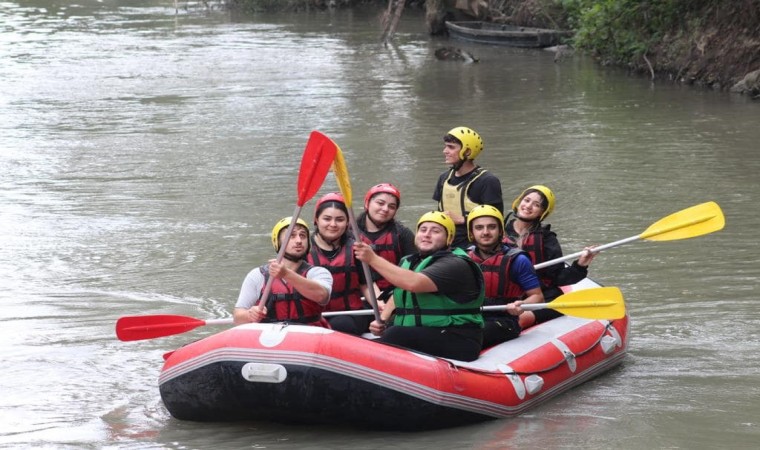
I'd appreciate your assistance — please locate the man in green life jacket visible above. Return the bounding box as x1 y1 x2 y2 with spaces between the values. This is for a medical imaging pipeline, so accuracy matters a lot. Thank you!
432 126 504 249
353 211 485 362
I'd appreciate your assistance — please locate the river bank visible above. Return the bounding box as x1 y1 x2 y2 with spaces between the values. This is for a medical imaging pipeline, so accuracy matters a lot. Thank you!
225 0 760 98
477 0 760 97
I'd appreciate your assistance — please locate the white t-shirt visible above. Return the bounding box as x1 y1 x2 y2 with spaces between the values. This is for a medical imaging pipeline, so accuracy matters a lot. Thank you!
235 264 333 309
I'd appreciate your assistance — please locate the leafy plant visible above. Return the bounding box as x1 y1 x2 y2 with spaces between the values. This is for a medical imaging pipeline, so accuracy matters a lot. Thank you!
558 0 713 65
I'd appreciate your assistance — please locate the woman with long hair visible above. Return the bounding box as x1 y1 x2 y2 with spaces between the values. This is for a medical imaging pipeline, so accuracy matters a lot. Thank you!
504 185 595 328
308 192 373 335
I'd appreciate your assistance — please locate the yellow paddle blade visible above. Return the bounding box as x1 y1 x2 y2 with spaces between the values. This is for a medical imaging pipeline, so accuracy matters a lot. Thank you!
523 286 626 320
331 146 353 208
640 201 725 241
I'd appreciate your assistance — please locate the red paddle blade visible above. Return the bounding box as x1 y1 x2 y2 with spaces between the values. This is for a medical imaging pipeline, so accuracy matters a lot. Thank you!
115 314 205 342
297 131 338 206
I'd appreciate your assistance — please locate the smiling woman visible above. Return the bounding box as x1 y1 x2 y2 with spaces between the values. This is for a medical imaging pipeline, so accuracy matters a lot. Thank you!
307 192 374 335
355 183 416 294
504 185 596 328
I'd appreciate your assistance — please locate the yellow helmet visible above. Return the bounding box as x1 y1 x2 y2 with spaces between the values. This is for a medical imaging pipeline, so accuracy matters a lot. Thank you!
512 185 556 222
466 204 505 242
417 211 456 246
271 216 310 253
446 126 483 161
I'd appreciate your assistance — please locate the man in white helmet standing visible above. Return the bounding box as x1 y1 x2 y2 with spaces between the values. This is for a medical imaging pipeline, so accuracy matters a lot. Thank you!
432 126 504 249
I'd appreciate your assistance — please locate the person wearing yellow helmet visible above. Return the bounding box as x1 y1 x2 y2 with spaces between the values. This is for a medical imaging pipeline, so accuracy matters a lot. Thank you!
466 205 544 347
353 211 485 362
433 126 503 249
307 192 374 336
505 186 596 328
233 216 333 328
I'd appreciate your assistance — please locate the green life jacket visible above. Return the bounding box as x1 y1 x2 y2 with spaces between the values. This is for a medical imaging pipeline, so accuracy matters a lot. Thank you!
392 247 484 328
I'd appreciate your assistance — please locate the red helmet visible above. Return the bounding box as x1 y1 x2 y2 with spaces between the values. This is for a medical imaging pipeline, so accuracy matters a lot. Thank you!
363 183 401 210
314 192 347 223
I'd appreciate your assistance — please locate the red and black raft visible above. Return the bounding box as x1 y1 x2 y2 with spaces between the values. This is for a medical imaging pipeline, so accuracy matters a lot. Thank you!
158 279 628 430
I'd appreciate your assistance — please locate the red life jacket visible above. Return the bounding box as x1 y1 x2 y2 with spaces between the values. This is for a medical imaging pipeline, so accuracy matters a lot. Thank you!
358 221 401 291
260 261 330 328
504 229 553 289
307 238 364 312
468 246 526 307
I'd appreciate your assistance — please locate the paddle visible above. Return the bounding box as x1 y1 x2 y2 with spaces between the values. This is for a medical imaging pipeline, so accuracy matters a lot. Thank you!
518 286 624 320
116 315 232 342
117 310 372 342
329 144 382 322
256 130 338 306
115 286 625 341
316 286 625 321
533 201 725 270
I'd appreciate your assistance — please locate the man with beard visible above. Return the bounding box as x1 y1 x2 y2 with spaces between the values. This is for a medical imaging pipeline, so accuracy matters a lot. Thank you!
353 211 485 362
466 205 544 347
234 216 333 328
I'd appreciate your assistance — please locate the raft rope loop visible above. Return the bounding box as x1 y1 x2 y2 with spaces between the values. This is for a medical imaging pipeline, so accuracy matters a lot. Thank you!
457 322 619 377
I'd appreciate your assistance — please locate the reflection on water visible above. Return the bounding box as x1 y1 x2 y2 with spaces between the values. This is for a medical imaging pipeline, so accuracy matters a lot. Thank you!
1 0 759 448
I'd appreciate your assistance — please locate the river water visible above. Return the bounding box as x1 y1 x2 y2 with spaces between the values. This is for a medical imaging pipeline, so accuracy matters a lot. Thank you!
1 1 758 448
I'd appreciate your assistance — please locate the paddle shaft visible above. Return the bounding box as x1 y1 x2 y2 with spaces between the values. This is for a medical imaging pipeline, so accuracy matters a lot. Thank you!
533 202 723 270
321 302 611 316
184 303 615 318
346 207 383 322
256 204 304 307
533 235 637 270
320 305 512 316
117 306 536 341
116 285 624 341
329 145 382 323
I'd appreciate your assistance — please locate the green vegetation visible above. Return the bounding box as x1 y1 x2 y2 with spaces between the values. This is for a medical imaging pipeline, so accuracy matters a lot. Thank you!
559 0 710 65
553 0 760 90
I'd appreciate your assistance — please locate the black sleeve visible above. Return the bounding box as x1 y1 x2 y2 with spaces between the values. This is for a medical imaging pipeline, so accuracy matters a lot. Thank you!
555 261 589 286
537 229 564 282
469 172 504 214
538 229 589 295
432 171 447 202
421 255 482 304
397 224 417 258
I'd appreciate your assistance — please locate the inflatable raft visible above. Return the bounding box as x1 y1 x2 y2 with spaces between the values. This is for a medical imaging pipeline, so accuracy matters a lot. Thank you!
157 279 628 430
